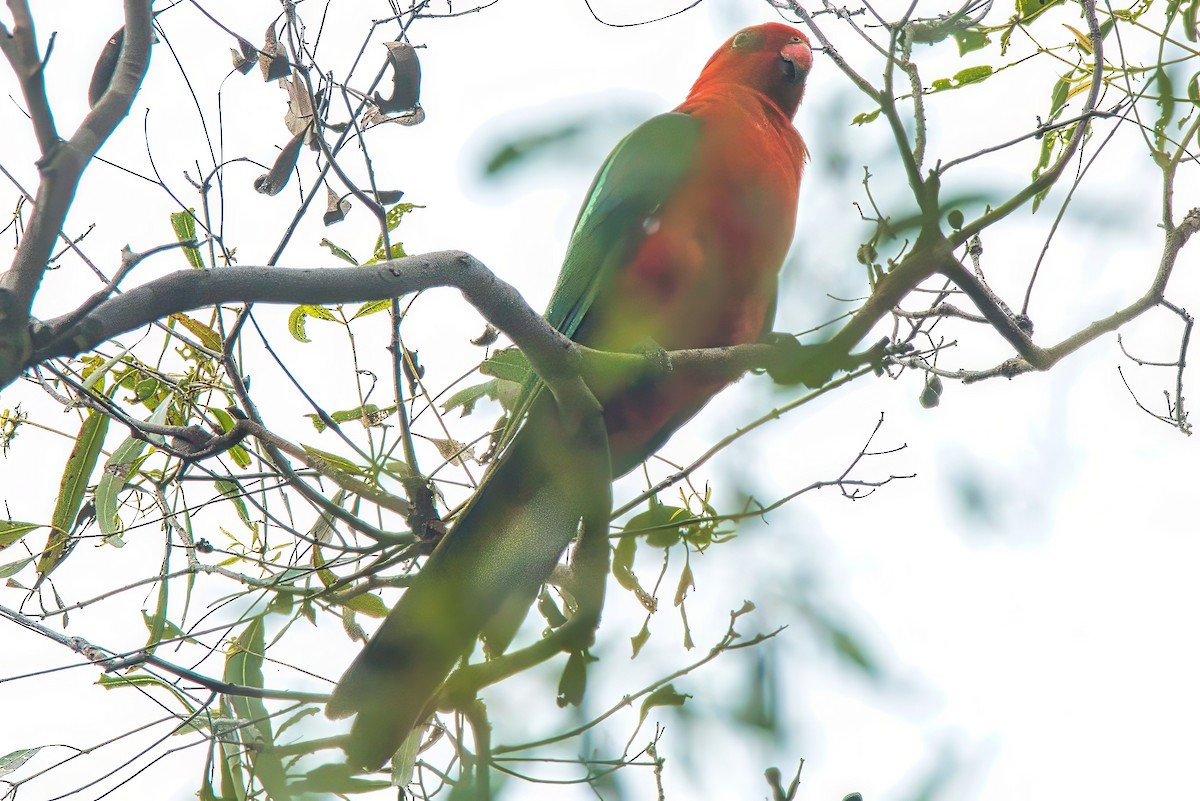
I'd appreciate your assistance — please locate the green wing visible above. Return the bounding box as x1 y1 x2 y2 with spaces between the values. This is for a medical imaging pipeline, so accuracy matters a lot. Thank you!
492 113 701 456
544 112 702 338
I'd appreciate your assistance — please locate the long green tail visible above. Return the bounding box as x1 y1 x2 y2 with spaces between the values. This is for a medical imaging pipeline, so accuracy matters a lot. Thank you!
326 393 593 769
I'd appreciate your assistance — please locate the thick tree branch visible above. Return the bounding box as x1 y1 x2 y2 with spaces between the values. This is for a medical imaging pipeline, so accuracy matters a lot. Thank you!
32 251 597 416
29 251 848 401
0 0 153 386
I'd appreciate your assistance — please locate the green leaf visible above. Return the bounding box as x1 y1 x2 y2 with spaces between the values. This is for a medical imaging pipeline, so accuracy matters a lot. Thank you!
556 650 594 708
313 545 337 589
300 445 364 475
625 500 692 549
169 313 222 351
98 673 205 732
951 65 993 87
287 304 338 343
484 123 587 176
96 434 150 537
214 480 254 529
287 306 311 343
319 237 359 265
274 707 320 740
1184 0 1199 41
370 203 423 262
390 729 424 793
350 299 391 319
952 28 991 55
612 534 639 590
828 625 878 677
735 650 779 731
929 65 994 94
637 684 690 724
79 344 131 395
1062 23 1092 53
341 591 389 618
141 610 194 645
145 569 169 649
803 602 881 680
850 108 881 126
223 618 291 800
611 533 656 612
40 410 109 579
1015 0 1066 22
480 347 532 383
224 623 265 693
288 763 391 794
370 241 406 263
267 591 293 614
303 403 394 432
441 379 503 417
228 445 252 469
0 748 41 778
673 561 695 608
0 556 33 579
383 458 417 480
211 409 251 468
169 209 206 269
1154 67 1176 151
215 700 247 801
0 521 41 551
133 376 160 404
1048 76 1070 120
303 304 338 320
630 619 651 658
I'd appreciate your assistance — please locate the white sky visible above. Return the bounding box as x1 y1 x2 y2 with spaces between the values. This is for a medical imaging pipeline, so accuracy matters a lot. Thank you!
1 1 1198 800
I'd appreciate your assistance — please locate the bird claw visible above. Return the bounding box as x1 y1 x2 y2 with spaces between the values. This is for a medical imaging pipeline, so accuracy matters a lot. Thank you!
762 333 900 387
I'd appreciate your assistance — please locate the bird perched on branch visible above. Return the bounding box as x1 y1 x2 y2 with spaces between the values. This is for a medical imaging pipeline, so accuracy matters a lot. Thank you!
328 21 813 770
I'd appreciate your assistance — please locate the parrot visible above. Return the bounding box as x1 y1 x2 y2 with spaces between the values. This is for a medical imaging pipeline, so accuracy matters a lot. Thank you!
327 21 813 770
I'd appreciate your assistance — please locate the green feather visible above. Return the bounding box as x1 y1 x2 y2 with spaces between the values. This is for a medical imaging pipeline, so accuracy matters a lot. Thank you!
545 112 701 338
492 112 702 460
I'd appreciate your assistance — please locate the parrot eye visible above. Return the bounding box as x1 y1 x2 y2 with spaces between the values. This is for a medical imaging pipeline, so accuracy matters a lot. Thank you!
789 36 804 44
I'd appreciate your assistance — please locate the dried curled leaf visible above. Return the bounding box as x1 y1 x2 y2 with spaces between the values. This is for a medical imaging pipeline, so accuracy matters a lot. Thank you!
373 40 421 113
254 127 308 196
362 106 425 128
258 24 290 81
431 437 475 467
231 35 257 75
88 28 124 107
373 190 406 205
471 325 500 347
282 76 318 146
324 185 350 226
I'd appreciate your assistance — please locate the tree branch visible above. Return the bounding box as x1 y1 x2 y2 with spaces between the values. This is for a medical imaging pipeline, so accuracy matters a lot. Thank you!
0 0 154 386
0 0 59 156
